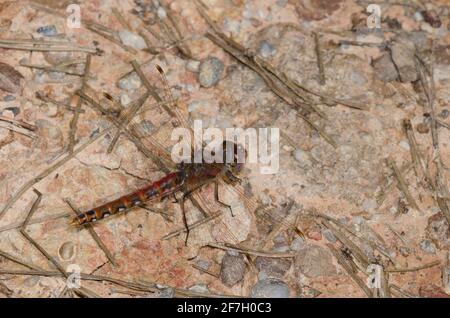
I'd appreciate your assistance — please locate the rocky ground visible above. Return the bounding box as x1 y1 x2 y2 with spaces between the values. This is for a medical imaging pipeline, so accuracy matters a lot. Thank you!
0 0 449 298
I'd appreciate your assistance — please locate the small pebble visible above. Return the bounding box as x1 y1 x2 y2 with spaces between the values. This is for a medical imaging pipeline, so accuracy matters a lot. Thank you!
118 72 142 91
399 140 410 151
196 259 211 271
413 11 424 22
220 252 246 287
292 148 311 168
186 60 200 73
198 57 224 88
3 107 20 116
258 40 276 58
307 230 322 241
420 239 436 254
416 122 430 134
276 0 288 7
48 71 65 81
250 278 290 298
322 228 337 243
3 95 15 101
399 246 411 257
1 109 15 118
255 257 292 278
439 109 449 119
362 198 377 212
44 103 58 117
289 237 304 251
37 25 57 36
118 30 147 50
120 94 131 106
188 284 209 294
223 18 241 36
157 6 167 19
372 53 398 82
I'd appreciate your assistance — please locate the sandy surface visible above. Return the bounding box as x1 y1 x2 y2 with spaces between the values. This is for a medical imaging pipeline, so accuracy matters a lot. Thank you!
0 0 449 298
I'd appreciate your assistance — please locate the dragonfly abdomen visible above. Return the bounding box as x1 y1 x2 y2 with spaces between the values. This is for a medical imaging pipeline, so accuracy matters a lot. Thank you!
71 172 182 225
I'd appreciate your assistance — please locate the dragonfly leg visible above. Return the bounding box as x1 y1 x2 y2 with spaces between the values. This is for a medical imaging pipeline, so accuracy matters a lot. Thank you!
171 193 179 204
225 169 242 184
189 195 209 218
180 185 204 246
214 180 234 217
180 194 190 246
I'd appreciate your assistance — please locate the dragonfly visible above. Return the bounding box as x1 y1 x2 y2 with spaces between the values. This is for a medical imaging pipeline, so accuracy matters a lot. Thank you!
70 63 247 244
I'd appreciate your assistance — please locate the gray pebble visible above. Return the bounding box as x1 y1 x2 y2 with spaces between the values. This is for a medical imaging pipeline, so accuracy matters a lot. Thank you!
414 11 424 22
250 278 290 298
295 244 337 278
255 257 292 278
4 107 20 116
372 53 398 82
157 7 167 19
48 71 65 81
322 228 337 243
118 30 147 50
186 60 201 73
289 237 304 251
220 252 246 287
120 94 131 106
37 25 57 36
155 286 174 298
198 57 224 88
420 239 436 254
399 246 411 257
258 40 276 58
188 284 209 294
3 95 16 101
223 18 240 36
118 72 142 91
293 148 312 168
439 109 449 119
276 0 288 7
196 259 211 271
390 41 418 82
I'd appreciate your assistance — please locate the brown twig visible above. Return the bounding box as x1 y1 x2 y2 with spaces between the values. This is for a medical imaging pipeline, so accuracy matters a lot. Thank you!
191 264 220 278
322 219 373 269
0 116 37 139
85 21 137 54
68 54 92 153
208 242 296 258
0 38 96 53
19 62 85 76
107 91 150 154
0 248 43 271
387 157 421 212
387 260 441 273
313 32 326 85
0 211 71 233
389 284 417 298
327 243 372 297
112 7 132 30
35 92 85 113
402 119 434 189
